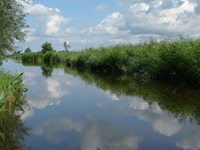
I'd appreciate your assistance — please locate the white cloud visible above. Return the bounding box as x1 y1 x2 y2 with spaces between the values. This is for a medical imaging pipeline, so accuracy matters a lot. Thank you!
65 27 78 36
81 12 129 36
25 4 71 36
19 0 200 50
94 5 107 12
80 0 200 48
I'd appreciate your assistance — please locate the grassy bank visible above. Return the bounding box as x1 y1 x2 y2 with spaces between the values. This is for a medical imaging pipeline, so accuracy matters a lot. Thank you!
0 70 26 110
21 38 200 87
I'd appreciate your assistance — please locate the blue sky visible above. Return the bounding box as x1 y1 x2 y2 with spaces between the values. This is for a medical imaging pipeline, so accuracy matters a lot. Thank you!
18 0 200 52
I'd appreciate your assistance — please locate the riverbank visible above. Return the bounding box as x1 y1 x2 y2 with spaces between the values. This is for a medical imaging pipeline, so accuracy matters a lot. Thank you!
20 38 200 87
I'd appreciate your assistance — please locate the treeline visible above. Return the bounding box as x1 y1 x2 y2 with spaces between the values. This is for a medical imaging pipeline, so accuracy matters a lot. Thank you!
21 38 200 87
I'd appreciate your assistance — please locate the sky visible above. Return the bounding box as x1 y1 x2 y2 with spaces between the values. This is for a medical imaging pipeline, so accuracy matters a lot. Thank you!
18 0 200 52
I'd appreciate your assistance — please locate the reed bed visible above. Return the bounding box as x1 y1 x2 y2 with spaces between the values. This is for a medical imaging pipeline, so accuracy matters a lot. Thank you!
0 70 26 110
21 38 200 87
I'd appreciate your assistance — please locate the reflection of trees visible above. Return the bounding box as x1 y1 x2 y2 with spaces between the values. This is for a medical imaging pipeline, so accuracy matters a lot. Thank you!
0 109 30 150
0 86 30 150
64 68 200 125
41 66 53 78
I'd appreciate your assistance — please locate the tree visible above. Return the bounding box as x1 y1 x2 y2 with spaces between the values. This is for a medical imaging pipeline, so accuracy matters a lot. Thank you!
0 0 28 55
41 42 54 54
24 47 31 53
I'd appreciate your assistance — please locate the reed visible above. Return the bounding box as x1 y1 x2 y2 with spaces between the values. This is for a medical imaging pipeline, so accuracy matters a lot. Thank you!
0 70 26 110
21 37 200 87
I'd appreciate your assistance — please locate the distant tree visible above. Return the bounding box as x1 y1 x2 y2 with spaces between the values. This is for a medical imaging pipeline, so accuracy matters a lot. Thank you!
13 50 22 55
41 42 54 54
0 0 28 56
24 47 31 53
64 41 70 51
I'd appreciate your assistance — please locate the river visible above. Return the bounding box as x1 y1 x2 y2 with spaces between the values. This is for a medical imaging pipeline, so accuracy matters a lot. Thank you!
2 59 200 150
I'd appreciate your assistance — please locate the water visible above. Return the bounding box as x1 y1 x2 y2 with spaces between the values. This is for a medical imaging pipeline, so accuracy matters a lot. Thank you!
2 59 200 150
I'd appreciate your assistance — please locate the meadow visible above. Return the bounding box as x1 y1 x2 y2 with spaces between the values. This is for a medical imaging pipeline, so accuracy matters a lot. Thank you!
21 38 200 87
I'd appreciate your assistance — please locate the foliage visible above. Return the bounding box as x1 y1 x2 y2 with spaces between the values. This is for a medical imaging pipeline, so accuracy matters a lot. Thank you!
21 37 200 87
22 52 44 65
41 41 54 54
0 70 27 110
0 70 29 149
0 0 28 55
64 38 200 87
24 47 31 53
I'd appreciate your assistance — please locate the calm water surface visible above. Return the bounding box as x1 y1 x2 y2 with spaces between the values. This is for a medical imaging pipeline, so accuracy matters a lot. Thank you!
2 59 200 150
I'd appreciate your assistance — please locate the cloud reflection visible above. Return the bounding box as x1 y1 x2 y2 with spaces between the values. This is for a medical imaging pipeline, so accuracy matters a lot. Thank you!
81 122 140 150
34 117 84 144
102 90 121 101
46 78 72 99
176 127 200 150
126 97 182 136
21 71 73 121
33 117 140 149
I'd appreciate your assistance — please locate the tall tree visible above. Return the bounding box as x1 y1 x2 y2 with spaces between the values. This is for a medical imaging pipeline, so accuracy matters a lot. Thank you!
41 42 54 54
0 0 28 56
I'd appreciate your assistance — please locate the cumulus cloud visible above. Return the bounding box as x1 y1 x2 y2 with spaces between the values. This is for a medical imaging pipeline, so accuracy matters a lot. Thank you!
81 0 200 47
24 4 71 36
81 12 129 36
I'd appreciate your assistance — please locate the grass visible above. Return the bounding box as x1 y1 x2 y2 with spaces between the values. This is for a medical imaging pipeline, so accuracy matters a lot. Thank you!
20 37 200 87
0 70 27 110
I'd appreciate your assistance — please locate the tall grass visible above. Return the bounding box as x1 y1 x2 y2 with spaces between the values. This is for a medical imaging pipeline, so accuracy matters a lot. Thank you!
65 38 200 86
21 38 200 87
0 70 26 110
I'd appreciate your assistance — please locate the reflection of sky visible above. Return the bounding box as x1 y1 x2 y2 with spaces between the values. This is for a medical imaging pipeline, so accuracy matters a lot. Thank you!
21 70 75 120
34 116 141 150
3 59 200 150
176 126 200 150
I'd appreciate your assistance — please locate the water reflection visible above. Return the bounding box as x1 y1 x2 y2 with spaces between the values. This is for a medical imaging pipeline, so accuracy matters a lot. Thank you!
177 127 200 150
33 116 140 150
0 105 30 150
3 59 200 149
64 68 200 126
41 66 53 78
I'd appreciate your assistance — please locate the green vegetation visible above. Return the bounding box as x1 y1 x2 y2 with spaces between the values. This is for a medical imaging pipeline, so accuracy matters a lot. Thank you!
0 71 29 149
21 38 200 87
41 41 54 54
0 0 28 55
24 47 31 53
0 70 27 109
